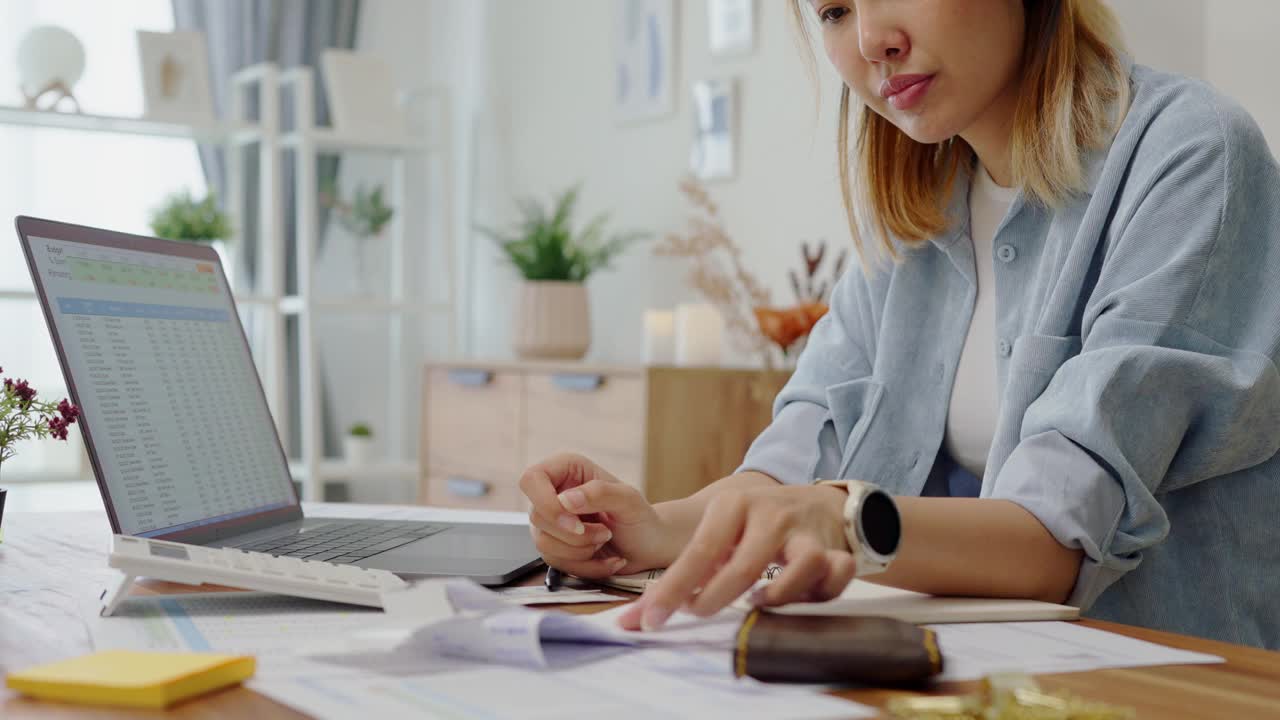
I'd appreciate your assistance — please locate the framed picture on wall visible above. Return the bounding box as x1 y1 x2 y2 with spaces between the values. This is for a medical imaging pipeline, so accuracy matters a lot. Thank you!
708 0 755 56
136 31 215 125
690 77 737 181
615 0 676 123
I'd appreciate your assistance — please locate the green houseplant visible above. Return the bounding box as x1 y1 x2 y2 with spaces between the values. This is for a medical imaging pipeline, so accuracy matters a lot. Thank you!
479 185 648 359
149 190 234 244
150 190 235 278
320 181 396 295
343 422 374 466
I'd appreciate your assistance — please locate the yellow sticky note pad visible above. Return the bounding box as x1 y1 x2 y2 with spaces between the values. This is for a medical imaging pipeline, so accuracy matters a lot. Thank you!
6 650 255 709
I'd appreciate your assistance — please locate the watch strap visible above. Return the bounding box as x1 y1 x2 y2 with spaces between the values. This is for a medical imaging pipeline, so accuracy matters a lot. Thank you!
813 479 896 576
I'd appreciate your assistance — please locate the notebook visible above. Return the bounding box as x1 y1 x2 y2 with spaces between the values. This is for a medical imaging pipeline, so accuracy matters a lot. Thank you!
6 650 255 709
760 580 1080 624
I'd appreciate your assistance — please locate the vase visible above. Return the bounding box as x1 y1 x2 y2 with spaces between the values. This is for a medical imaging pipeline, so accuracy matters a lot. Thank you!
0 467 6 541
512 281 591 360
342 436 374 467
351 238 378 296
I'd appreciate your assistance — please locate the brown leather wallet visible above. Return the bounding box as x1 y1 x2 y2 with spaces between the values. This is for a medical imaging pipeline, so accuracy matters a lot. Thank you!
733 609 944 685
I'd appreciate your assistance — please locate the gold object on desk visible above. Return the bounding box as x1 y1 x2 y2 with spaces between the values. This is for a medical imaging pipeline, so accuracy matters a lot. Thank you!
887 673 1137 720
886 694 985 720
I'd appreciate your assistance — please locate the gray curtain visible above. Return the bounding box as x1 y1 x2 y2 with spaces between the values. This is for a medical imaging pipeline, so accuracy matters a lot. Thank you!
174 0 360 465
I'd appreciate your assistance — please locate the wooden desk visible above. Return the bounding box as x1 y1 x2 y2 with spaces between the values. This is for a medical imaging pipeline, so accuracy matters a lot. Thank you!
5 508 1280 719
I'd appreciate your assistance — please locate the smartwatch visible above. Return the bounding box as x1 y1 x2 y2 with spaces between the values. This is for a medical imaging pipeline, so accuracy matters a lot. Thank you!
815 479 901 576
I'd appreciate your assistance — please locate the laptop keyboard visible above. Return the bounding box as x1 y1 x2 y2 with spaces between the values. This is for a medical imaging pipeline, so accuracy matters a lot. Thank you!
233 521 447 564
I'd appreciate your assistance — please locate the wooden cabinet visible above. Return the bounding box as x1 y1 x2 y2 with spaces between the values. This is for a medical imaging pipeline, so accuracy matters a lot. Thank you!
419 361 791 510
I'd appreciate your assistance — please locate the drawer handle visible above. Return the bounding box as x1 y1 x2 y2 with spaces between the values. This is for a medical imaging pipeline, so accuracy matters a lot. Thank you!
446 476 490 498
551 373 604 392
447 369 494 387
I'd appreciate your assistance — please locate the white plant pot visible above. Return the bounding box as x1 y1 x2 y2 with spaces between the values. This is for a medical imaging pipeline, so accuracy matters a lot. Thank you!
342 436 375 467
512 281 591 360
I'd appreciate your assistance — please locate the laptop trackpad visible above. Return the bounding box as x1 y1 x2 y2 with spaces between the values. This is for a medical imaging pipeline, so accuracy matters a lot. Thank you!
361 526 537 576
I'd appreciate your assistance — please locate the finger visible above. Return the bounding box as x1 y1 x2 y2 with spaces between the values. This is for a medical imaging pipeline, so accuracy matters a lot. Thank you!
555 478 649 525
536 534 628 580
519 454 598 534
531 526 609 563
528 508 612 547
617 590 653 631
639 494 748 630
754 534 830 606
813 550 857 602
688 520 784 616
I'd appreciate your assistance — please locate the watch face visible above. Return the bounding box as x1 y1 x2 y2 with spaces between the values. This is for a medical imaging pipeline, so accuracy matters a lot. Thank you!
860 491 901 557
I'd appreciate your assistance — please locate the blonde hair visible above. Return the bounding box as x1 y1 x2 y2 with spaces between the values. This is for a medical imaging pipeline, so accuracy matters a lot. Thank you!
792 0 1130 262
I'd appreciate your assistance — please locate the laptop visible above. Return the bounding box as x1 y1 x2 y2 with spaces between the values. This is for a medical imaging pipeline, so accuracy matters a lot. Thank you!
16 216 542 584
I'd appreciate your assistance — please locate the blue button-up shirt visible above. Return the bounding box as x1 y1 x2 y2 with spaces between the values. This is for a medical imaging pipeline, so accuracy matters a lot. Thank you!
740 63 1280 649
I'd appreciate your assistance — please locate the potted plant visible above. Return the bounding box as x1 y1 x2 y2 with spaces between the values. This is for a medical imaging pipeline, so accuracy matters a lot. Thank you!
480 185 648 360
149 189 235 275
343 422 374 467
320 181 395 295
1 366 81 539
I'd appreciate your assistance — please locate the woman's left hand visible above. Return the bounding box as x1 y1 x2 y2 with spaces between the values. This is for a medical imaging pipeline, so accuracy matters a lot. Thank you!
617 483 858 631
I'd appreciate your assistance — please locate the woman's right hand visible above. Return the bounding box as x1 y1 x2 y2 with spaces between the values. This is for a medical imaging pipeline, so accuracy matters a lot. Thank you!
519 453 680 578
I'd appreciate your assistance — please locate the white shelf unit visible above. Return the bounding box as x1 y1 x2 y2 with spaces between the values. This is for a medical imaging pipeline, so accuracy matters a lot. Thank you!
262 66 455 501
0 62 456 502
0 83 267 486
0 103 249 142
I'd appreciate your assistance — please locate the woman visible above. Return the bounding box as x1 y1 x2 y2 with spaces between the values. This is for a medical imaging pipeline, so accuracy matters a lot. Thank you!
520 0 1280 649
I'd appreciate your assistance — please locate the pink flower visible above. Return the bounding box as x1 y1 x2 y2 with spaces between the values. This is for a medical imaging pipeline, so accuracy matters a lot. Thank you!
4 378 37 408
57 399 80 423
48 416 69 440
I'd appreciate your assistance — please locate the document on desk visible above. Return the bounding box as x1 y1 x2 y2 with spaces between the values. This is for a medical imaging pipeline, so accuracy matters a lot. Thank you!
87 591 407 677
250 580 873 719
377 580 743 670
252 647 874 720
929 621 1224 681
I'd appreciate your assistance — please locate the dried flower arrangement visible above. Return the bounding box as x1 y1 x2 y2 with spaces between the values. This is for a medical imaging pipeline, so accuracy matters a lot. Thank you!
754 240 847 358
657 178 851 367
655 177 775 366
791 241 848 305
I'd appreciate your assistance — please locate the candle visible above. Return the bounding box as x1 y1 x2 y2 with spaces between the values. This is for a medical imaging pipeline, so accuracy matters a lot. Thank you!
674 303 724 366
643 309 676 365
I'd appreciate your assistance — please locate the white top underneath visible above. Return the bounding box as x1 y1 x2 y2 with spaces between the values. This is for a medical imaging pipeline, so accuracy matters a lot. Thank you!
944 164 1019 479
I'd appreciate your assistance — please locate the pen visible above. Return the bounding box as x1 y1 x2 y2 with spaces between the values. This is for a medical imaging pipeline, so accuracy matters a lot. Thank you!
545 566 563 592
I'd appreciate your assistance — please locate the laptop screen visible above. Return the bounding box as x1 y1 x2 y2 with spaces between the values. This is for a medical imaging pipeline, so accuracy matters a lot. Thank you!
22 228 296 537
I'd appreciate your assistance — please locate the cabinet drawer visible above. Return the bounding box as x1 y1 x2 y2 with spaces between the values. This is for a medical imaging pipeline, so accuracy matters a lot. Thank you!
523 372 646 489
423 367 523 479
422 472 524 511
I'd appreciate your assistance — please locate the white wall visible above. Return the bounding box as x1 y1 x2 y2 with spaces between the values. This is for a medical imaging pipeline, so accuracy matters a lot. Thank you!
1109 0 1207 80
1204 0 1280 154
481 0 848 365
1110 0 1280 154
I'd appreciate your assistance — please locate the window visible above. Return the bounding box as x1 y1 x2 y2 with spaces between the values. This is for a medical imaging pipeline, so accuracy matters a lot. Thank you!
0 0 205 481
